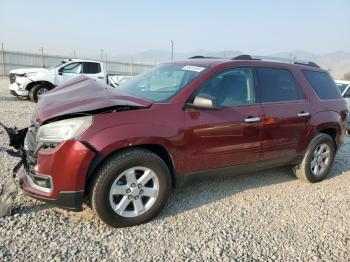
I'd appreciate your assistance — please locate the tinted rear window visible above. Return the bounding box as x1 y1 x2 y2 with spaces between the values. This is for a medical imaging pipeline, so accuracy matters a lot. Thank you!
255 67 304 103
303 70 341 99
83 62 101 74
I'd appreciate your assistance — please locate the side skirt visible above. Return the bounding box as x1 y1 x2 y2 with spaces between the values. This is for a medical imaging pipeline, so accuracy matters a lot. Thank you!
177 155 303 186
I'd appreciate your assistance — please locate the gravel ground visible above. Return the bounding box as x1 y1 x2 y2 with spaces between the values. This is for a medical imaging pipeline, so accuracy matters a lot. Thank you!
0 76 349 261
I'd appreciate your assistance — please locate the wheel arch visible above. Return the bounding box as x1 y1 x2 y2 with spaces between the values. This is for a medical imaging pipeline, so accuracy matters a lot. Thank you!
26 80 55 91
85 143 178 195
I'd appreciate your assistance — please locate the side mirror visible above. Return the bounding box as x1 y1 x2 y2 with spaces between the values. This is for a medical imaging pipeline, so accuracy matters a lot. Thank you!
58 68 63 75
187 95 217 110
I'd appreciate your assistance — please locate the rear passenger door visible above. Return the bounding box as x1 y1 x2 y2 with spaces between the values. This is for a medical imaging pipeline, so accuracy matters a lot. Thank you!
255 67 311 160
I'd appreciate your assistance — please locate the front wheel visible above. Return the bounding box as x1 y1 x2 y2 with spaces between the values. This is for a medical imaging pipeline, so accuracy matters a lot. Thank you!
293 133 336 183
29 84 49 102
90 149 171 228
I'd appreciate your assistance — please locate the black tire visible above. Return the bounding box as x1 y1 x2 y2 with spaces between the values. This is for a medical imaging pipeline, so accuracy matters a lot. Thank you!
90 148 171 228
293 133 336 183
29 84 49 102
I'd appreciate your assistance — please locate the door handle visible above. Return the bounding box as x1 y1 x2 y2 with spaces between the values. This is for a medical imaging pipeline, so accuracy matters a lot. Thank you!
98 76 105 79
244 117 261 123
298 112 310 117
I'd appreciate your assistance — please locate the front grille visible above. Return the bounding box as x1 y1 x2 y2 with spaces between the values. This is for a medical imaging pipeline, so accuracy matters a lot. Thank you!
9 73 15 84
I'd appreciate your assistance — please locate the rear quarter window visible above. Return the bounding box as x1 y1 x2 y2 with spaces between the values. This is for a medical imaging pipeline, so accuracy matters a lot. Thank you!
302 70 341 99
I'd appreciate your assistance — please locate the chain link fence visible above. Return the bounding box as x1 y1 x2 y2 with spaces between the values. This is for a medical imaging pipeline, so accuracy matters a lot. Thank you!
0 47 154 76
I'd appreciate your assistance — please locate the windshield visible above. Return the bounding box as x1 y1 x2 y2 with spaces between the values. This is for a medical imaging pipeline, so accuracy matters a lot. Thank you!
48 61 67 70
118 63 207 102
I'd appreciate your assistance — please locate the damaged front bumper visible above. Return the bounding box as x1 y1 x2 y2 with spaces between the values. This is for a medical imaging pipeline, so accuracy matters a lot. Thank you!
1 121 96 211
18 137 96 211
18 167 84 211
9 83 29 97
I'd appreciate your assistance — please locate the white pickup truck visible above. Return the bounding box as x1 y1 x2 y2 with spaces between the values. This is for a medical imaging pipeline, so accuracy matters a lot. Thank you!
9 59 132 102
335 80 350 133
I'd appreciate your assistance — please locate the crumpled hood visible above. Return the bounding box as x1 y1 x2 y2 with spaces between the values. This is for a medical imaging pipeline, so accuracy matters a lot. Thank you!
34 75 152 123
10 68 47 75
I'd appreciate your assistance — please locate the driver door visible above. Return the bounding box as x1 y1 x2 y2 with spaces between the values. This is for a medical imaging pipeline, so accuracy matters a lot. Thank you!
183 67 264 174
56 62 83 85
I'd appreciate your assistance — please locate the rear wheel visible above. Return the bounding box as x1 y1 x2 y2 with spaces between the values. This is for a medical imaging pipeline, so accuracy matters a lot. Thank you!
90 149 171 228
293 133 336 183
29 84 49 102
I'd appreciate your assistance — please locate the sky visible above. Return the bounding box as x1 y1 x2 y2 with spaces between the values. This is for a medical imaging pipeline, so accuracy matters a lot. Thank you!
0 0 349 58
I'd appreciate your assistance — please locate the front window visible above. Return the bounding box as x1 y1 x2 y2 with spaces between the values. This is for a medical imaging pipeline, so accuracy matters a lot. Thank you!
336 83 349 95
194 67 255 107
118 63 207 102
61 62 83 74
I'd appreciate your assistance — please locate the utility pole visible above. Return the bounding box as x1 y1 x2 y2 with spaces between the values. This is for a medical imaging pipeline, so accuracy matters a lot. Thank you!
1 42 5 76
73 49 76 58
170 40 174 61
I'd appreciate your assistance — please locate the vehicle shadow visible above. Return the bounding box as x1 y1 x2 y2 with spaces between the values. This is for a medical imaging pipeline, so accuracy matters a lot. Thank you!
157 167 296 220
12 202 51 215
157 150 350 220
0 96 25 102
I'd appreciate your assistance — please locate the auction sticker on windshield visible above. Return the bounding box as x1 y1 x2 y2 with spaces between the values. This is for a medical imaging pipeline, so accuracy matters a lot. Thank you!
182 65 206 72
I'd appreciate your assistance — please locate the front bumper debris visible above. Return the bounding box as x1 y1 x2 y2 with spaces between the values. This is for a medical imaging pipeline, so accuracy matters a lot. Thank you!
0 177 17 217
0 122 28 217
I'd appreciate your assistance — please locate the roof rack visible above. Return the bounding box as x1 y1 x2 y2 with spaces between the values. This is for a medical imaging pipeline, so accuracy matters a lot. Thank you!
231 54 320 68
188 55 222 59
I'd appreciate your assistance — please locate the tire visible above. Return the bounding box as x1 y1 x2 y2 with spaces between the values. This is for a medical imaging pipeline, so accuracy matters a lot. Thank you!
90 148 171 228
293 133 336 183
29 84 49 102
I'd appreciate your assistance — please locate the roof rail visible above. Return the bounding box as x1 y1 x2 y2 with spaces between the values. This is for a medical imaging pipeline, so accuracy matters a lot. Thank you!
232 55 255 60
293 61 320 68
188 55 222 59
231 54 320 68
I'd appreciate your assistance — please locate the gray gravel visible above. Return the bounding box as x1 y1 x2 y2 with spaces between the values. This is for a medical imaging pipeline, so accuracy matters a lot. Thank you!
0 76 350 261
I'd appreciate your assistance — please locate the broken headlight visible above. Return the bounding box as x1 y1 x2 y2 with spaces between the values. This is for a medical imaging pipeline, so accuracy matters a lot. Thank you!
36 116 93 144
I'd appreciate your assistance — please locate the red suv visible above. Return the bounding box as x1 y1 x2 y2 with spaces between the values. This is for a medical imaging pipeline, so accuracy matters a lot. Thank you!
17 55 348 227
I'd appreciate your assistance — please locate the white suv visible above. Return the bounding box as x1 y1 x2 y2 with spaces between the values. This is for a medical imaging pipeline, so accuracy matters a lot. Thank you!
9 59 107 102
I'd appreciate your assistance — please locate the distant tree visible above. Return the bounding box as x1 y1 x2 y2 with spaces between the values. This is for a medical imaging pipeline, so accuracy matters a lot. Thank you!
344 72 350 81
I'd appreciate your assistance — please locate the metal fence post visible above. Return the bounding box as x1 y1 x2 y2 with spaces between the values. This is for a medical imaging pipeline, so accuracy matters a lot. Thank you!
40 47 44 68
1 42 5 75
131 57 134 76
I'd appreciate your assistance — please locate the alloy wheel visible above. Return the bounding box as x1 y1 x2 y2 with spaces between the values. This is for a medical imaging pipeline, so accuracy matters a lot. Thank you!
310 143 331 177
109 166 159 218
37 87 48 95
